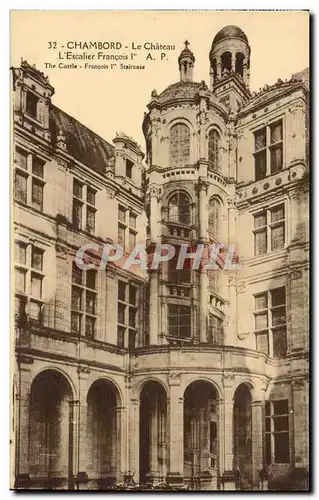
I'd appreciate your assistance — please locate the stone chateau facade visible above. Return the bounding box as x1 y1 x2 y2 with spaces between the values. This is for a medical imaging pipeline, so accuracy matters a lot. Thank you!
12 25 309 491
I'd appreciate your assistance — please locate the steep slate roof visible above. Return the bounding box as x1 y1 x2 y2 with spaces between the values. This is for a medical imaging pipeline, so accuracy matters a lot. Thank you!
50 105 114 174
240 68 309 115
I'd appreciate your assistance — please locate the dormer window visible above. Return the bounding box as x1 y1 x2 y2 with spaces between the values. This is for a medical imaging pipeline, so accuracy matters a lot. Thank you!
26 91 39 119
126 159 134 179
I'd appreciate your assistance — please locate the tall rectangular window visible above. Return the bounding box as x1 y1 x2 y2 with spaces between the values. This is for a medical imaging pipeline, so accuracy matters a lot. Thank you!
168 304 191 339
125 159 134 179
26 91 39 118
14 242 45 326
71 262 97 338
117 281 138 348
253 203 285 256
254 287 287 358
14 148 46 212
208 314 223 344
72 179 97 233
265 400 290 464
117 205 138 252
254 119 283 180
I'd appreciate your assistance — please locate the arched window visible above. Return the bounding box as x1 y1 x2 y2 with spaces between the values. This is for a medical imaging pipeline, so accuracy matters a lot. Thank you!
208 129 220 171
169 123 190 168
212 58 217 81
235 53 245 77
208 197 221 239
221 51 232 74
168 192 191 225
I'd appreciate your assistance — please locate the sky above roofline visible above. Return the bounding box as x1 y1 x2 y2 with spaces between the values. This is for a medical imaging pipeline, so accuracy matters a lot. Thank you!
11 11 309 151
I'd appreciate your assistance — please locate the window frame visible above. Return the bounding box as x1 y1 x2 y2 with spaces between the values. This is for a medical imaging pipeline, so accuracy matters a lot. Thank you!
25 91 39 119
265 399 290 464
169 122 191 168
71 262 97 338
253 118 284 181
72 178 97 234
14 146 46 212
253 287 287 358
253 202 286 256
167 303 191 339
168 192 191 225
117 204 138 252
14 241 45 326
207 129 221 172
117 280 138 348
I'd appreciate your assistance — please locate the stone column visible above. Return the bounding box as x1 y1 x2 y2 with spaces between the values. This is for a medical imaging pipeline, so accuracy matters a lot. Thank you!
128 398 140 483
116 406 125 482
252 399 264 489
221 377 235 490
15 356 33 488
75 368 89 489
149 184 160 244
149 269 159 345
217 61 222 79
167 378 184 485
231 54 236 72
292 380 308 488
148 399 159 483
199 268 208 343
197 177 208 241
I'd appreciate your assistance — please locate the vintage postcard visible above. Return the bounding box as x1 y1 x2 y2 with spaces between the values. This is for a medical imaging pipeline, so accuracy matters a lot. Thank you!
10 10 309 491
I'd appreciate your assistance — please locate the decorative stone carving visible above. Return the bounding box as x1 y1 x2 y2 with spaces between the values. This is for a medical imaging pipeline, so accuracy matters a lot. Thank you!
289 269 303 281
56 244 68 259
237 332 251 341
168 372 181 386
77 365 90 374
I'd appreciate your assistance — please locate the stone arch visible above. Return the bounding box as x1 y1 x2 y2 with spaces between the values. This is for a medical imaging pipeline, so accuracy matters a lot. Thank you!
168 120 192 168
139 379 168 484
86 378 122 487
30 365 77 400
136 376 169 399
232 379 257 402
182 376 223 401
183 378 221 489
235 52 245 77
221 51 232 73
233 383 253 489
85 375 123 406
28 369 75 487
208 195 223 241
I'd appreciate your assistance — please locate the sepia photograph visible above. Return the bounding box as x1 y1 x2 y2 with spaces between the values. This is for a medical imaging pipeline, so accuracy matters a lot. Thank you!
10 10 309 491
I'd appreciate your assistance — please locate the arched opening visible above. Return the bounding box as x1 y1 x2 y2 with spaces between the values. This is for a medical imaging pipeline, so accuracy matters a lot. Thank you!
139 381 167 485
235 53 245 78
168 192 191 225
86 379 120 488
233 384 253 490
184 381 219 490
221 52 232 74
212 58 217 81
29 370 74 489
169 123 190 168
208 129 220 171
208 197 222 241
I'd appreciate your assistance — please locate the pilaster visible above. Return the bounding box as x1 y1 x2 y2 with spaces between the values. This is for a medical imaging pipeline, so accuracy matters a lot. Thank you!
167 377 184 485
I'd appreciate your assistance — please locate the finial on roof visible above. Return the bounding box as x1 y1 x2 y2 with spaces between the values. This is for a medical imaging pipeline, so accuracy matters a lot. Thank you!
178 41 195 83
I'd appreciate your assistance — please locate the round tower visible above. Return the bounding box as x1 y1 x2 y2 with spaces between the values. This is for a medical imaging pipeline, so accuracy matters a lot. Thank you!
209 25 251 89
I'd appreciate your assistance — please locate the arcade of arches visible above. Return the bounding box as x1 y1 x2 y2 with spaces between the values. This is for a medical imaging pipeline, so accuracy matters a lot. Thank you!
15 368 264 490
